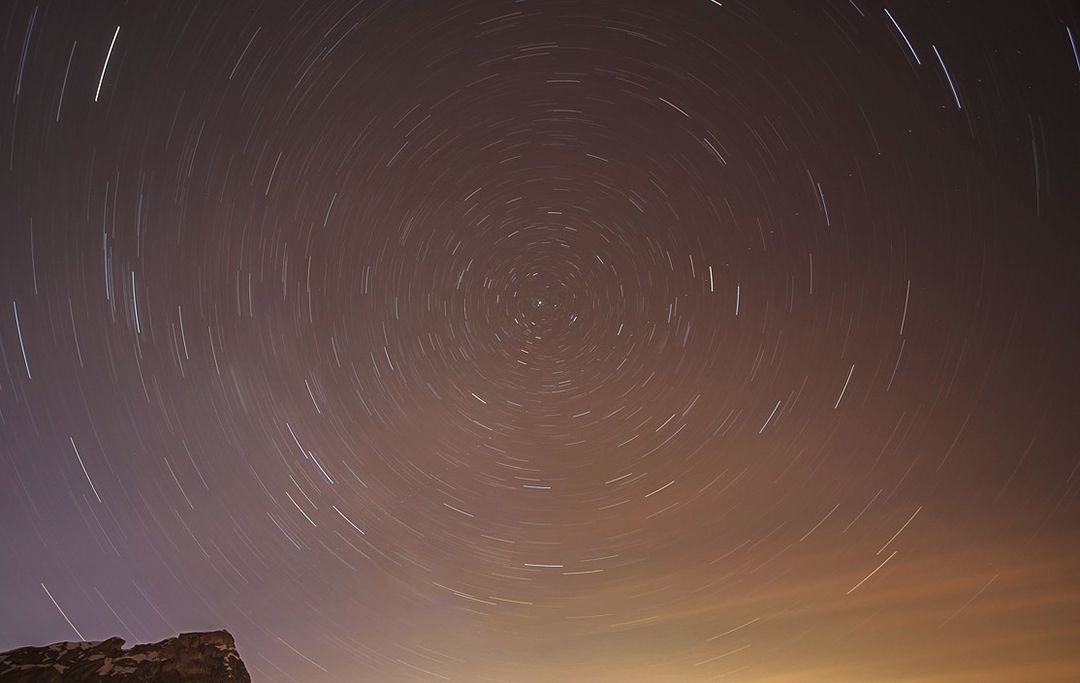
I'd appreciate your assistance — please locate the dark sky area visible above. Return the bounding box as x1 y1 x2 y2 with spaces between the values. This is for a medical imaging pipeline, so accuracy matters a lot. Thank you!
2 1 1080 681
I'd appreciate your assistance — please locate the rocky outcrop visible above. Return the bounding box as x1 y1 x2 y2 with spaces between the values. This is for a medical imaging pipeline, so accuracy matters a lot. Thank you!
0 630 250 682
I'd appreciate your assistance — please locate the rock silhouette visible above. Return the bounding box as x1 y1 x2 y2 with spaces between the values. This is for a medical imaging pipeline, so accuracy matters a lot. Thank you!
0 630 250 682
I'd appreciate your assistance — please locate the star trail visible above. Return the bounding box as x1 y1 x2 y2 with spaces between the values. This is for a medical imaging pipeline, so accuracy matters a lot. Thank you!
2 1 1080 682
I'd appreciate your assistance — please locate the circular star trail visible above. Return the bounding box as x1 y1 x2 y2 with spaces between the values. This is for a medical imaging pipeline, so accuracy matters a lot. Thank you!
2 2 1080 681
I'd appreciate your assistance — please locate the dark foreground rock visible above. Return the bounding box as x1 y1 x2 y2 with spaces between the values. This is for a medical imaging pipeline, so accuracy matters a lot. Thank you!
0 630 250 682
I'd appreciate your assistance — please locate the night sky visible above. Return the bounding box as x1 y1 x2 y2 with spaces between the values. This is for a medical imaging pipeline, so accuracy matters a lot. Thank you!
2 1 1080 681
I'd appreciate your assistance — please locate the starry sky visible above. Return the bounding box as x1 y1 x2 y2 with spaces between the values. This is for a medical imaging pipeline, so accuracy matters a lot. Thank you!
2 1 1080 681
